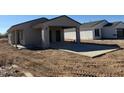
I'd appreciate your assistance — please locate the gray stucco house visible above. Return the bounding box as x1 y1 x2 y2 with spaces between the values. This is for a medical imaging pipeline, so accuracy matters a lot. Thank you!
7 15 81 49
102 22 124 39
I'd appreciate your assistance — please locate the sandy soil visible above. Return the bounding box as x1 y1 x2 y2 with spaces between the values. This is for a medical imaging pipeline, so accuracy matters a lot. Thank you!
0 38 124 77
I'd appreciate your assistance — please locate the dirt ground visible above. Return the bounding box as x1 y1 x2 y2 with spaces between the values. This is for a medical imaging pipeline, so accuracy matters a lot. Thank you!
1 38 124 77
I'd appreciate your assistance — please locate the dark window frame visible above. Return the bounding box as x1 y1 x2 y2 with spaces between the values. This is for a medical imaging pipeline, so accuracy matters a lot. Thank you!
95 29 100 37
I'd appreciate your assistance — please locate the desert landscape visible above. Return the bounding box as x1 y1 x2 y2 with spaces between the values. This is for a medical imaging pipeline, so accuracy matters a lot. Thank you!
0 38 124 77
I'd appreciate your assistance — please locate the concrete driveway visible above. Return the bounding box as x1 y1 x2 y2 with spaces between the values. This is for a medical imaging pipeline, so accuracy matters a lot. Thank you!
50 42 119 57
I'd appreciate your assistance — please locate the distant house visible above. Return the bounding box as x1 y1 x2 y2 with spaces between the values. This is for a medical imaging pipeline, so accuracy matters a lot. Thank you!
64 20 109 40
102 22 124 39
7 15 81 49
80 20 108 40
64 28 76 41
64 20 124 40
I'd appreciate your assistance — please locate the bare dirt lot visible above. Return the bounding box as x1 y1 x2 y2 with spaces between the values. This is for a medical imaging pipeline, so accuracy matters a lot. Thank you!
0 38 124 77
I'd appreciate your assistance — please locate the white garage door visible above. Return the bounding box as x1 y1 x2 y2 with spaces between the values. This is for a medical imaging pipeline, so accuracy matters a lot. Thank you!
80 30 94 40
64 31 76 40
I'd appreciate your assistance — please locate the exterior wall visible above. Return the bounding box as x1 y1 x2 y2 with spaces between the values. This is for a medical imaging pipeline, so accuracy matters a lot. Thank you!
8 31 16 45
19 30 24 45
42 26 49 48
24 28 42 47
64 28 76 40
8 33 12 44
80 30 94 40
102 27 117 39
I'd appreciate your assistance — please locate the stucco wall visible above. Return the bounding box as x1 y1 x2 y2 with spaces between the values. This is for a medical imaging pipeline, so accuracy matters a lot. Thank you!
102 27 117 39
8 31 16 44
24 28 42 47
8 33 12 44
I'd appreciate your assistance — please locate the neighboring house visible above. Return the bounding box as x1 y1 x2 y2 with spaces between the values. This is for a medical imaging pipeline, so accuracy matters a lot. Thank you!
64 20 108 40
80 20 108 40
102 22 124 39
8 15 81 49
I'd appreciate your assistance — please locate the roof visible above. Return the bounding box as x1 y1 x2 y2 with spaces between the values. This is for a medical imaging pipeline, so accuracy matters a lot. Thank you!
8 17 49 32
80 20 107 29
45 15 81 25
33 15 81 28
104 21 122 27
8 15 81 32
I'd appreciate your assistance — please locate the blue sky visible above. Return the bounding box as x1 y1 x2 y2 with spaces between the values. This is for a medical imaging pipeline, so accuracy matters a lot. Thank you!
1 15 124 34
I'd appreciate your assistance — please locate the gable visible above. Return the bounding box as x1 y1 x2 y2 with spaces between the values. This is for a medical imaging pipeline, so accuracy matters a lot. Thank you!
34 16 81 28
94 20 108 28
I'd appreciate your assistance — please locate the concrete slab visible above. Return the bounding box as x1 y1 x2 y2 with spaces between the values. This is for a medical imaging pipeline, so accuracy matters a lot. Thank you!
50 43 119 57
61 48 117 57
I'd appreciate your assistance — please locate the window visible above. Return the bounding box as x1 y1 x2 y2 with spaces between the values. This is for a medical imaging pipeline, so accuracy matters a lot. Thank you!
95 29 100 37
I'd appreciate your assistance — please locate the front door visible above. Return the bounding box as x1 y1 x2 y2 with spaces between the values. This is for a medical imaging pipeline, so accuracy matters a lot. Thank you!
56 30 61 42
117 29 124 38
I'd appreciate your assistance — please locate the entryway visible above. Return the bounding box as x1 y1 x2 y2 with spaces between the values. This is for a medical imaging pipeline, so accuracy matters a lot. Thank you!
49 26 64 43
56 30 61 42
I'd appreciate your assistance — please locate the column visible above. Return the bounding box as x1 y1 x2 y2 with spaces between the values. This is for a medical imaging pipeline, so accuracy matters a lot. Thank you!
15 31 17 48
60 28 64 43
76 27 80 44
41 26 50 48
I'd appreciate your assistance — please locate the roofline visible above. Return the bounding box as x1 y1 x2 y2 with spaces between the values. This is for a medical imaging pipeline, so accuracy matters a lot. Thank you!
80 20 108 26
42 15 81 25
7 15 81 32
104 21 123 28
7 17 48 32
11 17 48 27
